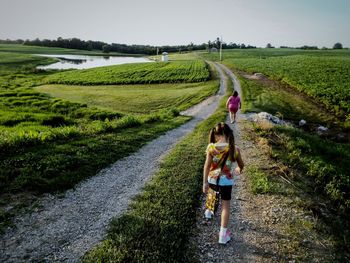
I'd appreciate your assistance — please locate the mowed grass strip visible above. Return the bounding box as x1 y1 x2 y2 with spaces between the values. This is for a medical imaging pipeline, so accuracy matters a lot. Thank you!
35 80 218 114
44 60 210 85
83 79 229 263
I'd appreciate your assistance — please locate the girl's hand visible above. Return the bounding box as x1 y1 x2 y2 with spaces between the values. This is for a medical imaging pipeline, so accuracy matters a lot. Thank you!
234 167 242 175
203 182 209 194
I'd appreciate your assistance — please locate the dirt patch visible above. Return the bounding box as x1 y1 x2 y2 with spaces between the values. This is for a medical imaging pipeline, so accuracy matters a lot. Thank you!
242 72 267 80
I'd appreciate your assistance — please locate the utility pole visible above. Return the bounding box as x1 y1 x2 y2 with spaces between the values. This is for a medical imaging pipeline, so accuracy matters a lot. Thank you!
219 36 223 61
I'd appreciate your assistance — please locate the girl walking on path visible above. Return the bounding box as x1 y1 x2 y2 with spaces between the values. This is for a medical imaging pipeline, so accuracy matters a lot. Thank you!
203 122 244 244
226 91 241 123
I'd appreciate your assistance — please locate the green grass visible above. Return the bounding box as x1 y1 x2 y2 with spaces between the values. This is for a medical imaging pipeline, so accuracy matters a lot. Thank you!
267 126 350 212
0 51 217 194
0 51 57 75
252 122 350 260
238 75 337 126
35 80 218 114
0 49 219 236
1 114 188 193
246 165 274 194
83 79 229 263
199 48 350 120
44 60 210 85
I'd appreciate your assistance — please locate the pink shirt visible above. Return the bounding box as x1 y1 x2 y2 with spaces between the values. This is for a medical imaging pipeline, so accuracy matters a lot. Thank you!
228 96 240 110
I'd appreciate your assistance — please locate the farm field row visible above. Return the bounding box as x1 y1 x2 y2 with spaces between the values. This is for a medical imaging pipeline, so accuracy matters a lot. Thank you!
44 60 210 85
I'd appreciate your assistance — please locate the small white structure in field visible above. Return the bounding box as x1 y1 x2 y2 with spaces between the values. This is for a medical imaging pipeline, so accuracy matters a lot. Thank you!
161 52 169 62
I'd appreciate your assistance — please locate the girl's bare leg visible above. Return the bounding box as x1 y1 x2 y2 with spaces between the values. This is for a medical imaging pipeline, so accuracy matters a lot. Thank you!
229 112 234 123
221 200 230 228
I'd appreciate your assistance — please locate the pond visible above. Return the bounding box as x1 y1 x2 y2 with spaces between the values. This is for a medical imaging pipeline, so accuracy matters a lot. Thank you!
35 54 153 70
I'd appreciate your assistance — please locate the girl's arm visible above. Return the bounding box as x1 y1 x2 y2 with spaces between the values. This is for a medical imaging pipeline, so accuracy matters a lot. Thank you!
203 152 213 193
235 149 244 174
225 97 230 109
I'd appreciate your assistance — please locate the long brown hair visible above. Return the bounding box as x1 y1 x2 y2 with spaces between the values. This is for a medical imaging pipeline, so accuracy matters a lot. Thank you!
209 122 236 161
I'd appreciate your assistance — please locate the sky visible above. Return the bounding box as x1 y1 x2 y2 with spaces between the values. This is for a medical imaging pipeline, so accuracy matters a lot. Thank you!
1 0 350 48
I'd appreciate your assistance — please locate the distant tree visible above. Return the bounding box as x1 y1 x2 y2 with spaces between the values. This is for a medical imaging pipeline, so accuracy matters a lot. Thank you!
216 37 221 49
333 42 343 49
188 42 194 52
208 41 212 52
102 44 111 53
299 45 318 50
266 43 274 48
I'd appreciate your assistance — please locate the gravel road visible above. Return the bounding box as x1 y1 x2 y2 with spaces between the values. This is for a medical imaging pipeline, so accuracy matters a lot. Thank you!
0 63 226 263
194 63 259 262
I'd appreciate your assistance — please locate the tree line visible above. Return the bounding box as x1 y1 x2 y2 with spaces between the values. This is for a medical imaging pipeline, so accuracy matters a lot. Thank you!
0 38 345 54
0 37 257 55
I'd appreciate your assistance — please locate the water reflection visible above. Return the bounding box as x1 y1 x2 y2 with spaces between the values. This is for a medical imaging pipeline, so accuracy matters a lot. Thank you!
35 54 153 70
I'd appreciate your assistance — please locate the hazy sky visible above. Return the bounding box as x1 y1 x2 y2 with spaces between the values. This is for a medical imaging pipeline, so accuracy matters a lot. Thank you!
1 0 350 48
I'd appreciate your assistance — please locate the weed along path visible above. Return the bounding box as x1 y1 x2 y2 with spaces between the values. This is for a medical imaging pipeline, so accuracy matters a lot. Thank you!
0 63 227 262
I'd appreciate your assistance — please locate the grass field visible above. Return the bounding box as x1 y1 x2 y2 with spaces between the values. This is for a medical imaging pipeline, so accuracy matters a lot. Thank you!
35 81 218 114
238 76 336 126
0 48 219 233
200 49 350 122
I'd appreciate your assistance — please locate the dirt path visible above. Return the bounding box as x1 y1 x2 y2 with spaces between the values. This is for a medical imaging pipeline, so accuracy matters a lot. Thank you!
194 65 256 263
0 63 227 263
194 64 275 262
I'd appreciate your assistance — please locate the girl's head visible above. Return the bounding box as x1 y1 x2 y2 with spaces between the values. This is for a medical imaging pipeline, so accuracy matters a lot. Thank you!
233 90 238 97
209 122 236 160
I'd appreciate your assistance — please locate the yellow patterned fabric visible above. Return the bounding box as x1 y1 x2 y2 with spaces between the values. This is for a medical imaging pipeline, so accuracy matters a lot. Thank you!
206 143 239 185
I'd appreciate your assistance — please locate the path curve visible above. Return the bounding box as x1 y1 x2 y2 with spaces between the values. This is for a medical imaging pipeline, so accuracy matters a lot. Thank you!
0 63 227 262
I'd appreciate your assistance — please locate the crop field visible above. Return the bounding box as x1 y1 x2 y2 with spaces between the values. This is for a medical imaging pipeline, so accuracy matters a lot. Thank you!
44 60 210 85
201 49 350 120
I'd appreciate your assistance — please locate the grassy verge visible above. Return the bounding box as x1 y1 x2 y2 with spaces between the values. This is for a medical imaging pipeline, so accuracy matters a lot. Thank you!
83 75 229 263
251 122 350 260
237 75 336 126
246 165 275 194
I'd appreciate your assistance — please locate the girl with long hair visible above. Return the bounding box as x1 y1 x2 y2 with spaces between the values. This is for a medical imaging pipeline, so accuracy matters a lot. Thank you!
203 122 244 244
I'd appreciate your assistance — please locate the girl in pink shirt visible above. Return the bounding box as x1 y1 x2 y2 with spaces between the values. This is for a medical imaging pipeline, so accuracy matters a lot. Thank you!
225 91 241 123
